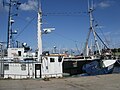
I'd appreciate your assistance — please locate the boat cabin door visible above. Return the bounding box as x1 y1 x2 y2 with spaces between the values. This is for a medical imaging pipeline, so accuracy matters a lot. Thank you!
35 64 41 78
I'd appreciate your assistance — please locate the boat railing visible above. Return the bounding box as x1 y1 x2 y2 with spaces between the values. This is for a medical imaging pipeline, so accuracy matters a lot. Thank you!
2 74 34 79
0 43 3 58
1 73 63 79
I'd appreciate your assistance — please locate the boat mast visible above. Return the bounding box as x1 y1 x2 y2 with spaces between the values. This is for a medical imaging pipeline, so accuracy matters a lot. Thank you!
84 0 101 56
88 0 101 55
37 0 42 62
5 0 20 48
7 0 12 48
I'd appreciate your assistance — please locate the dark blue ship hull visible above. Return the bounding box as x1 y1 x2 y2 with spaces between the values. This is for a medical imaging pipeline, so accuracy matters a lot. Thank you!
82 61 114 75
63 58 100 75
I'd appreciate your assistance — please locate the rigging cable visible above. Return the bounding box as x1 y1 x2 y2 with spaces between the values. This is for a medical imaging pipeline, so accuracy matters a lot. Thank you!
94 31 109 49
14 10 88 40
53 32 79 43
14 16 36 40
94 20 110 48
42 11 87 16
52 32 82 52
75 41 81 54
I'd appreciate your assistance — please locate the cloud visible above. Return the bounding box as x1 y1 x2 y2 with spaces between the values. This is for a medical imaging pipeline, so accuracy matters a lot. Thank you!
19 0 37 11
26 17 31 21
98 1 112 8
113 30 120 36
104 32 111 36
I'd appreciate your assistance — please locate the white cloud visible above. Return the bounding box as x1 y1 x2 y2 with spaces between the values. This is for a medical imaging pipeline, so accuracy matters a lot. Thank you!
26 17 31 21
113 30 120 36
20 0 37 11
104 32 111 36
98 1 111 8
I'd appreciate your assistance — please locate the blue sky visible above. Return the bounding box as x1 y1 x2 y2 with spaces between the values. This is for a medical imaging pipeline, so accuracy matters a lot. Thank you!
0 0 120 53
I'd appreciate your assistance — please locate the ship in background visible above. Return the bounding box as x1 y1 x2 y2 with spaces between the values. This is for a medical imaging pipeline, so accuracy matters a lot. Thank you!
63 0 118 76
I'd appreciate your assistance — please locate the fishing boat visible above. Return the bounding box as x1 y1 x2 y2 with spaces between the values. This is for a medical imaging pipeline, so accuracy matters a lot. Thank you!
63 56 100 75
82 0 117 75
63 0 117 76
82 55 117 75
0 0 118 79
0 0 63 79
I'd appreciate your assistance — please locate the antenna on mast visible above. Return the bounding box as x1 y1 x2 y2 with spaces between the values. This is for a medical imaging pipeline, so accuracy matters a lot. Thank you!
38 0 42 12
88 0 94 13
2 0 5 7
89 0 101 55
91 0 94 10
3 0 21 48
87 0 90 12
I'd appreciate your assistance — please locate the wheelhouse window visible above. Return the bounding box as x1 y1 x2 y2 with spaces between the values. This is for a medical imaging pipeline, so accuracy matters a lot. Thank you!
21 64 26 70
4 64 9 70
18 51 21 56
50 58 55 62
58 56 62 62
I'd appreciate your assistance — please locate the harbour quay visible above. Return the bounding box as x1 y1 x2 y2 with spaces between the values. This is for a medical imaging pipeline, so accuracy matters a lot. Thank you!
0 74 120 90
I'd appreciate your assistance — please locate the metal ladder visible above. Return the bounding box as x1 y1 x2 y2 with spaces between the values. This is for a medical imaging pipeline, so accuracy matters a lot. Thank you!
0 43 4 77
0 44 3 58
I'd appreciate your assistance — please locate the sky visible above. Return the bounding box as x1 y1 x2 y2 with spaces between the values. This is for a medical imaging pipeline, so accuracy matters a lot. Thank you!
0 0 120 53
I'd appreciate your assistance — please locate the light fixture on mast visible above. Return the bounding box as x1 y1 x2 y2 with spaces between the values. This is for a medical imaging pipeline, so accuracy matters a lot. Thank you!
43 28 55 34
